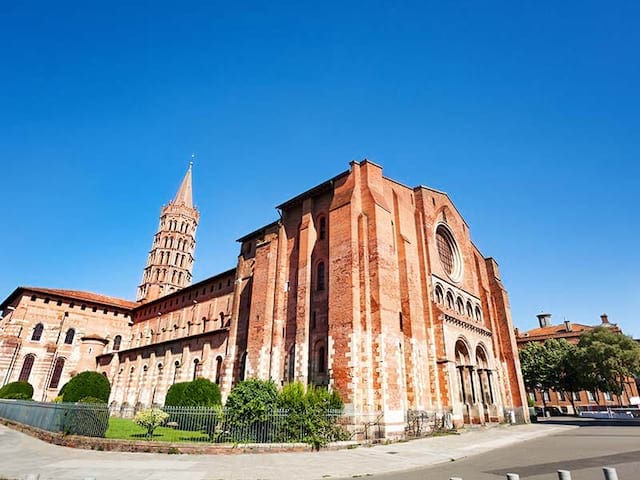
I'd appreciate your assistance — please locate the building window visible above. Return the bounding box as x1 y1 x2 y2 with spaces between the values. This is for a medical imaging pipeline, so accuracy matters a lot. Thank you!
435 224 462 281
193 359 202 380
446 292 454 310
572 391 580 401
528 391 536 401
64 329 75 345
316 262 326 291
434 285 444 304
543 390 551 402
31 323 44 341
49 358 65 389
587 391 595 402
475 306 482 322
287 346 295 382
466 301 473 318
30 295 37 301
456 297 464 315
215 356 223 384
318 216 326 240
604 391 613 401
239 352 247 382
557 390 566 401
318 346 326 373
19 355 35 382
113 335 122 351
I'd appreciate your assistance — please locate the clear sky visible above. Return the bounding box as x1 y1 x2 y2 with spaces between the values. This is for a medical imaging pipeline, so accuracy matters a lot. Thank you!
1 1 638 336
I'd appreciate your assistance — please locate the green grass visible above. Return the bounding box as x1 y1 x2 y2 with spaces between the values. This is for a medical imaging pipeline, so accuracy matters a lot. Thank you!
106 417 209 443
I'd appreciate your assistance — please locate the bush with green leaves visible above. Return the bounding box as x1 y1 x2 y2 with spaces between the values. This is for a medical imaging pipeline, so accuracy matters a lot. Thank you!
225 378 278 442
78 396 106 404
277 381 347 448
165 378 221 407
60 371 110 403
164 382 190 407
134 408 170 439
0 381 33 400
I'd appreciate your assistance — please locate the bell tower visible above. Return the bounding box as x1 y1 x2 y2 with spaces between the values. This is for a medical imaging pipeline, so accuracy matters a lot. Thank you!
137 161 200 302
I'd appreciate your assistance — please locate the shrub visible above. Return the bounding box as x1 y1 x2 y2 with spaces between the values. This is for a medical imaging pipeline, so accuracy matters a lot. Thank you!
78 396 106 404
277 382 347 448
0 381 33 400
164 382 189 407
225 379 278 442
182 379 221 407
2 392 33 400
134 408 170 439
61 371 110 403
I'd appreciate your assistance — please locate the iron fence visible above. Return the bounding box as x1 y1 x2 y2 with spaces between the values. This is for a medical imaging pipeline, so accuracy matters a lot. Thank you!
405 410 453 438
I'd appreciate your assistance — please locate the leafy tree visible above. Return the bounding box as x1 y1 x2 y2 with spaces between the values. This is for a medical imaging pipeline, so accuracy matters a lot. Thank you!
181 378 221 407
578 327 640 405
225 379 278 441
60 371 110 403
519 339 582 411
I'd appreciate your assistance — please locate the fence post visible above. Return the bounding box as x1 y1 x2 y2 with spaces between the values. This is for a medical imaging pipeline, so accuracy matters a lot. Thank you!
603 467 619 480
506 474 520 480
558 470 572 480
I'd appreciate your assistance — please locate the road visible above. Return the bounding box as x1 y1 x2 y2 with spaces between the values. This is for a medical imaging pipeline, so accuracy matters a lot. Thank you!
370 422 640 480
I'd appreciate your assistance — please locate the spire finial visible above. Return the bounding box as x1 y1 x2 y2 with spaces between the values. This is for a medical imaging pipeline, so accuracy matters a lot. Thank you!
190 153 195 168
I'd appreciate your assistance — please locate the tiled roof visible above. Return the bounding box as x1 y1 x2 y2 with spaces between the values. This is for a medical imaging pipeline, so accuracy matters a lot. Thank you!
21 287 137 310
517 322 619 341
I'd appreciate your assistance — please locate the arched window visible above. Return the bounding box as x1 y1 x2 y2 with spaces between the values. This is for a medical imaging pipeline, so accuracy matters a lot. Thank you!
316 262 326 291
456 297 464 314
113 335 122 351
239 352 247 381
318 216 327 240
49 358 65 389
318 346 326 373
434 285 444 304
475 306 482 322
193 358 202 380
287 346 296 382
19 354 35 382
32 323 44 341
219 312 225 327
215 356 223 384
64 328 75 345
466 301 473 318
446 292 454 310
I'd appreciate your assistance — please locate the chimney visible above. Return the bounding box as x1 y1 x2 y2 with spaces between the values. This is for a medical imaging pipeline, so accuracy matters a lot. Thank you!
536 313 552 328
601 313 609 324
514 327 520 337
564 320 572 332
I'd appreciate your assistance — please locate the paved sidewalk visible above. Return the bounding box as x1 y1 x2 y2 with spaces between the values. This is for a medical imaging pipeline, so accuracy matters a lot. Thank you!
0 422 574 480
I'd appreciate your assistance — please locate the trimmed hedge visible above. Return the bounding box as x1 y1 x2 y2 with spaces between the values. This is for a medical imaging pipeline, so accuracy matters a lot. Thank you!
60 371 110 403
164 379 221 407
164 382 190 407
0 381 33 400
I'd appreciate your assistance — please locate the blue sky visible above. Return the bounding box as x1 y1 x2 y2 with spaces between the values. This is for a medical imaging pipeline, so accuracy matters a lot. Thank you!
1 1 638 336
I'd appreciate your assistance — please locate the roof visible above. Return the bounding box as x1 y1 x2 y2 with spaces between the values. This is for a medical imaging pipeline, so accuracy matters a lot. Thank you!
173 162 193 208
517 323 594 340
0 286 137 311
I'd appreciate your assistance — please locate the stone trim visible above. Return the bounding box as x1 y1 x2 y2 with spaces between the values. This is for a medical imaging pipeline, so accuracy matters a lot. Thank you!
443 314 493 337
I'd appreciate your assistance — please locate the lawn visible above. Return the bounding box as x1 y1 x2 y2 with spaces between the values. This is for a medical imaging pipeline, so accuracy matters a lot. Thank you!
106 417 209 442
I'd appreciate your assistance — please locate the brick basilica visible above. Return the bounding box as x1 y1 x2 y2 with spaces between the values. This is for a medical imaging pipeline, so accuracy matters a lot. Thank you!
0 160 528 434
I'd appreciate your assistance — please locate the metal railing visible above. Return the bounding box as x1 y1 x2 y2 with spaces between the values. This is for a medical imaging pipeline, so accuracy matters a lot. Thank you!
0 399 387 444
405 410 453 438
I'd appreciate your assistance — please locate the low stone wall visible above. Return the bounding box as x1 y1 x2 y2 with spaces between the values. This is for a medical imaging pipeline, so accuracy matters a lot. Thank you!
0 418 322 454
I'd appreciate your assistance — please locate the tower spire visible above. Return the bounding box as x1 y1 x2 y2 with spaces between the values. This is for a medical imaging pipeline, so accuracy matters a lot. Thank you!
137 160 200 302
173 159 194 208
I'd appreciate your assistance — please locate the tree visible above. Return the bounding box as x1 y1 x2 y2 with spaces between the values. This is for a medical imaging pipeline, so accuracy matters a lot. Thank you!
519 339 583 412
578 327 640 405
134 408 170 439
0 381 33 400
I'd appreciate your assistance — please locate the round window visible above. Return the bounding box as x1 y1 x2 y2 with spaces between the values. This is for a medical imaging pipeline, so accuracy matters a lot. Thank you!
435 224 462 281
